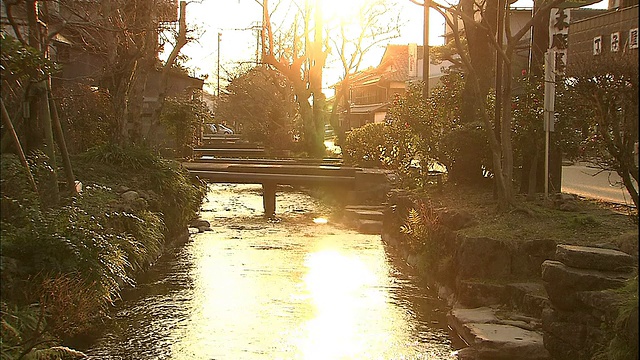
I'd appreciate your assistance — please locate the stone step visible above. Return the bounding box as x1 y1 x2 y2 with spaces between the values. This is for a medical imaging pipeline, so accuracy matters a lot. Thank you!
555 244 636 272
541 259 635 310
448 307 551 360
505 282 549 319
343 208 384 222
357 219 383 235
345 205 386 211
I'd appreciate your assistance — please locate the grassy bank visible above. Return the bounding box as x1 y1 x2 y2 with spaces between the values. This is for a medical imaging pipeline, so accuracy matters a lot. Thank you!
1 145 206 359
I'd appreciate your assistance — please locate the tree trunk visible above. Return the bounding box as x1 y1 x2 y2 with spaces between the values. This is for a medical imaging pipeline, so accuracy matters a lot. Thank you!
49 86 77 196
1 99 38 194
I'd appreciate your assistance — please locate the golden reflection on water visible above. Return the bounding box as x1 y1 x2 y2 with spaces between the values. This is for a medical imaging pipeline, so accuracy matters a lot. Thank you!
299 249 389 359
85 184 457 359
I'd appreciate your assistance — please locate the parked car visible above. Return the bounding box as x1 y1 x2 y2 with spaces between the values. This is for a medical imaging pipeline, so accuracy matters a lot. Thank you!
205 123 234 135
217 124 234 134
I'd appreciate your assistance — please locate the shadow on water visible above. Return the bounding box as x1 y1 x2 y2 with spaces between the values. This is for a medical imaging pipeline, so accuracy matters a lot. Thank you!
78 184 463 359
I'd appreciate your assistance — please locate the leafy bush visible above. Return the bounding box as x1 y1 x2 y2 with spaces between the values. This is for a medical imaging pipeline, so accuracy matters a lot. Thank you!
1 144 206 354
76 144 205 236
218 66 300 151
439 122 491 185
80 144 159 171
54 83 117 153
399 199 457 284
343 122 388 168
160 90 212 158
1 155 40 228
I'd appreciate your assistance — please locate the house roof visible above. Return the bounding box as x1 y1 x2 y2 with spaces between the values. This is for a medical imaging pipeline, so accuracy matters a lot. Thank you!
377 44 424 82
333 44 424 89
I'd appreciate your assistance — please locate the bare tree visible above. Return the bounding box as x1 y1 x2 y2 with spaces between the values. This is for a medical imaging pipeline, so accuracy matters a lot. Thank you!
565 53 639 208
258 0 327 157
327 0 401 145
429 0 563 208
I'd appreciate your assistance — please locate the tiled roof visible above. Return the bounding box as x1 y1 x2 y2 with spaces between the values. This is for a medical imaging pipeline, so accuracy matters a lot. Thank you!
332 44 424 89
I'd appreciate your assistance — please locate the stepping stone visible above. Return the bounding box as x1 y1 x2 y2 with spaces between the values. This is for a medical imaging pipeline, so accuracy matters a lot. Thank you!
343 208 384 222
448 307 551 360
358 219 382 235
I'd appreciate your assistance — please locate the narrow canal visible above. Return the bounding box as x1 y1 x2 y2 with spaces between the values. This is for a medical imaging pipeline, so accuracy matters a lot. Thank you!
83 184 461 359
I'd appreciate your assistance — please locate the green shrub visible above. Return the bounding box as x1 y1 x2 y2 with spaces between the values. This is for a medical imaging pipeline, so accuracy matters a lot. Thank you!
76 144 206 236
343 122 388 168
1 154 40 228
1 144 206 352
80 144 159 171
439 122 491 184
55 83 117 153
593 276 639 360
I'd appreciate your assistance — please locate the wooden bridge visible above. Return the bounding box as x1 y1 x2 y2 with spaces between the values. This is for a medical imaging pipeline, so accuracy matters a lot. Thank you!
183 160 373 218
185 136 393 217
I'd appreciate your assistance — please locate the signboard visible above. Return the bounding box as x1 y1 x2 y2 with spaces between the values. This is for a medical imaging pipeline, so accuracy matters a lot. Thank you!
593 36 602 55
611 32 620 52
630 28 639 49
549 8 569 74
408 43 417 78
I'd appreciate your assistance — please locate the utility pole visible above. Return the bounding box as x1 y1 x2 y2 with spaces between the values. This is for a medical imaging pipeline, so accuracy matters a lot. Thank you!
217 32 221 97
422 0 430 99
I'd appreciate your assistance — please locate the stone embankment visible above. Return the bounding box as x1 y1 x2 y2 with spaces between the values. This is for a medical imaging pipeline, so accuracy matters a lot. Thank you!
542 245 637 359
379 189 638 360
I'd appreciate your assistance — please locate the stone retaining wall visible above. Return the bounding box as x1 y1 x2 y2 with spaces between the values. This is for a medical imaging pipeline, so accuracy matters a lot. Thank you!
381 189 638 360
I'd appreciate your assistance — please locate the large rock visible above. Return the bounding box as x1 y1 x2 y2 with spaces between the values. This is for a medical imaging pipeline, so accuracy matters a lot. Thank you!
505 282 549 318
121 190 140 202
357 219 382 235
456 237 512 281
510 239 557 278
541 260 633 310
449 307 551 360
457 280 507 307
436 208 476 230
555 244 636 272
542 307 606 360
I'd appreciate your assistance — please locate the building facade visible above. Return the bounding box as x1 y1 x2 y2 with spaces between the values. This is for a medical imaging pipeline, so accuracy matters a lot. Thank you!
334 44 453 131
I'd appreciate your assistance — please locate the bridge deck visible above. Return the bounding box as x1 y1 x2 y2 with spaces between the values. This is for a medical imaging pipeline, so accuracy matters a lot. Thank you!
184 162 357 187
188 170 355 187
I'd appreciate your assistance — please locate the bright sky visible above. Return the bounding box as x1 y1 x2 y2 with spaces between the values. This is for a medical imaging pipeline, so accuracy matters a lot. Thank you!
179 0 608 95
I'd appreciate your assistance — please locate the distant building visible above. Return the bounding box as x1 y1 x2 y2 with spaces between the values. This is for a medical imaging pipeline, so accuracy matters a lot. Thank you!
443 6 607 77
566 3 638 69
1 0 204 150
333 44 453 131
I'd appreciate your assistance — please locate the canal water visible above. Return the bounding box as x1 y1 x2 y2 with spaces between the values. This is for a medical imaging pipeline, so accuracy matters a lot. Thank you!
83 184 461 359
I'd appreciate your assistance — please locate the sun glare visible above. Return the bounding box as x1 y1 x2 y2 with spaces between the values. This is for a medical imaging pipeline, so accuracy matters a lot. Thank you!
319 0 368 25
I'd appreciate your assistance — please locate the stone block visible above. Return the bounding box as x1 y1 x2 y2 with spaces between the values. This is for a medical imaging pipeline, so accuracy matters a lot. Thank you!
511 239 557 278
357 219 382 235
457 237 512 281
542 260 633 310
457 280 507 307
555 244 636 272
505 282 549 318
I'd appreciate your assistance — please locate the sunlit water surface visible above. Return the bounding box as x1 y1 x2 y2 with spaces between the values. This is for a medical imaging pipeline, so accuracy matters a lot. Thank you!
83 184 460 359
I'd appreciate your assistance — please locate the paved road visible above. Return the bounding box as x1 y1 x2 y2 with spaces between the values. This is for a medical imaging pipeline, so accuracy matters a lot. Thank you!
561 163 638 206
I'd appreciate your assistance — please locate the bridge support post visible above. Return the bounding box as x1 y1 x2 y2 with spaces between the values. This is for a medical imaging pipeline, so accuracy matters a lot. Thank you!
262 182 276 218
